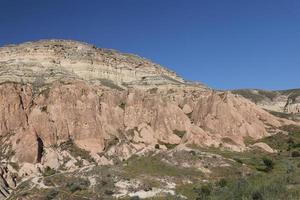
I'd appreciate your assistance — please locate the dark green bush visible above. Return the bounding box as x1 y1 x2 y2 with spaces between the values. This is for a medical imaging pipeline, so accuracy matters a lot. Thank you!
218 178 227 188
43 166 56 177
194 184 212 200
60 140 95 163
252 191 263 200
262 157 274 172
173 130 186 138
66 179 90 193
189 150 196 156
233 157 243 164
45 189 59 200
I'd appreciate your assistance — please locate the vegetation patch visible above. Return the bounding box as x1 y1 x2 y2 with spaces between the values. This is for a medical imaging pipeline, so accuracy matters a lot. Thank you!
124 154 203 179
258 129 300 152
45 189 59 200
66 179 90 193
119 102 126 110
60 140 94 163
267 109 296 120
104 136 120 151
40 105 48 112
43 166 57 177
221 137 237 145
149 87 158 94
280 89 300 102
158 141 178 149
99 78 124 91
232 89 279 103
172 129 186 138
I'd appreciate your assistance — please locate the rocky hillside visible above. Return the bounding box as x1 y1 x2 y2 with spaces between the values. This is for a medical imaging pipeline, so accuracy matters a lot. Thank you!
0 40 298 199
0 40 189 88
232 89 300 120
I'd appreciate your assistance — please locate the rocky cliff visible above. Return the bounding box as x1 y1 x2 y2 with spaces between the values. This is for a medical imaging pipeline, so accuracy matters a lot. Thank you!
0 40 297 198
232 89 300 119
0 40 187 88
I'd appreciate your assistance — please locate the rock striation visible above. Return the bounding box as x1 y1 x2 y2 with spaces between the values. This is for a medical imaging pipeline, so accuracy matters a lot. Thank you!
0 40 297 195
0 40 187 88
232 89 300 118
0 165 16 199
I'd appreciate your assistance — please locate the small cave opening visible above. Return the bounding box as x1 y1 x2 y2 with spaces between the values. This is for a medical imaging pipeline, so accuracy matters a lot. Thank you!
36 136 44 163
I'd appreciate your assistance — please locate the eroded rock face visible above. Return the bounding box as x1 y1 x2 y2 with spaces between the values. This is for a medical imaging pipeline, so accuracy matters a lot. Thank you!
232 89 300 116
0 40 297 195
251 142 276 153
0 84 30 135
285 96 300 114
0 81 291 165
191 92 282 145
0 40 187 88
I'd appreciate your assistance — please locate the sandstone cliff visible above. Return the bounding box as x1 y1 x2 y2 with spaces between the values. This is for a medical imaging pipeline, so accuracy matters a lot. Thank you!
0 40 297 195
0 40 187 88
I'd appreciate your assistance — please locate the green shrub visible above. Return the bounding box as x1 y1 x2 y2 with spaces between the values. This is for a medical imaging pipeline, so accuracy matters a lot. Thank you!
222 137 237 145
99 78 124 91
281 124 300 133
60 140 94 163
233 157 243 164
43 166 56 177
252 191 263 200
218 178 227 188
66 179 90 193
189 150 196 156
262 157 274 172
158 141 177 149
45 189 59 200
194 184 212 200
164 143 177 149
173 130 186 138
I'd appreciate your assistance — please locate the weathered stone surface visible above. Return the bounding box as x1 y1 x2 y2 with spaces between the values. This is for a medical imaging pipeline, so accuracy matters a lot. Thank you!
0 40 298 197
251 142 276 153
0 165 16 199
232 89 300 116
0 81 293 165
0 40 188 88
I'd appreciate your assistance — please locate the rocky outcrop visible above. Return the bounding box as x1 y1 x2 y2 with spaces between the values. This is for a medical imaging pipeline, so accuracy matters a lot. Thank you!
232 89 300 116
0 165 16 199
251 142 276 153
0 40 298 198
0 40 189 88
0 81 291 164
285 96 300 114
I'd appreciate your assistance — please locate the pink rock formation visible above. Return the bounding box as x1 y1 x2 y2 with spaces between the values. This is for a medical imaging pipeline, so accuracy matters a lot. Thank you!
0 81 292 164
0 40 296 166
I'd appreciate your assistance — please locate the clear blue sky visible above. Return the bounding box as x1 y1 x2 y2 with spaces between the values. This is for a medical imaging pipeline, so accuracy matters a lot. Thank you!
0 0 299 90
